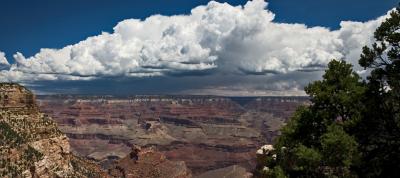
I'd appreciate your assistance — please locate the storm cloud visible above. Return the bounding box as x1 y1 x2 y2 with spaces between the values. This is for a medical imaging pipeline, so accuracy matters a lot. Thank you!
0 0 391 95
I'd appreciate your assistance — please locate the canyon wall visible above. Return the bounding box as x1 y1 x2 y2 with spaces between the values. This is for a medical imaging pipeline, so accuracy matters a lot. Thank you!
38 95 308 175
0 83 107 177
1 83 191 178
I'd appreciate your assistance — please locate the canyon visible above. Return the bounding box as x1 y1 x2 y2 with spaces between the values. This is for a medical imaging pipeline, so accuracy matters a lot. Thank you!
0 83 193 178
37 95 308 175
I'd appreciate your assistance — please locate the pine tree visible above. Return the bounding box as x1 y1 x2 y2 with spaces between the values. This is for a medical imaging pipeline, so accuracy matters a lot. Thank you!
356 6 400 177
256 5 400 178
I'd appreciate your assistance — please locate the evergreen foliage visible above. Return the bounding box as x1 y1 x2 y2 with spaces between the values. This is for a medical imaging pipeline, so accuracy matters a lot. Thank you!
256 6 400 178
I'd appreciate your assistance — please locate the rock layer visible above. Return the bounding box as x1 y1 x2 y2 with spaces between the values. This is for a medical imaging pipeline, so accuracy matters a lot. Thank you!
0 83 194 178
0 83 107 177
38 95 308 175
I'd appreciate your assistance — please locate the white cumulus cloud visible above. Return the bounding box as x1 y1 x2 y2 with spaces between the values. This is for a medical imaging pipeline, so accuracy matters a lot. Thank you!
0 51 10 68
0 0 390 82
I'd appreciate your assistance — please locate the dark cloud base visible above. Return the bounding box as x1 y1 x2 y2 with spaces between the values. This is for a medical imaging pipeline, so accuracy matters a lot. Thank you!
27 71 323 96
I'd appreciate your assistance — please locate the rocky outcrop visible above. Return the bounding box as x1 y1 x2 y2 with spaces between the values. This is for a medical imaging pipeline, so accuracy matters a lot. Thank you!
0 83 108 177
109 146 191 178
0 83 35 108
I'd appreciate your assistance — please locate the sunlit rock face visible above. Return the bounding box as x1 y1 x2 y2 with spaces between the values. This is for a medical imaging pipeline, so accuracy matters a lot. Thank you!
0 83 35 108
0 83 108 178
38 95 308 175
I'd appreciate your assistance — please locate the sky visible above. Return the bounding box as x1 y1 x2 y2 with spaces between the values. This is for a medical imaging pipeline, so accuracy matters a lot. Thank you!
0 0 397 95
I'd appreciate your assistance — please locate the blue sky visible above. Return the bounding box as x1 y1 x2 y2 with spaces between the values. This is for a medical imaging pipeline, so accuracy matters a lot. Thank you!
0 0 397 95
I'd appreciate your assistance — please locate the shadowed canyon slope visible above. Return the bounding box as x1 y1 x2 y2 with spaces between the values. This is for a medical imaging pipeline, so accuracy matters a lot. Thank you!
38 95 308 175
